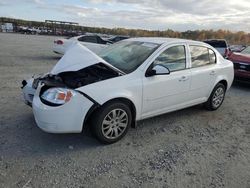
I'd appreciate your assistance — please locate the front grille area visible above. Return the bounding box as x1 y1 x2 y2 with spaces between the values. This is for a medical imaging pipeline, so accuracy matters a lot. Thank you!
32 78 40 89
233 62 250 71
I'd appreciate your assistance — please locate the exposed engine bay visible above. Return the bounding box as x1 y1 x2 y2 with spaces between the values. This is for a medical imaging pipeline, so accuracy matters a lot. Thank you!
33 63 121 90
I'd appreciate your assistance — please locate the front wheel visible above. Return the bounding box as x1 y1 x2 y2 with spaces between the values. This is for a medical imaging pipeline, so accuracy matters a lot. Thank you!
205 83 226 111
91 102 132 144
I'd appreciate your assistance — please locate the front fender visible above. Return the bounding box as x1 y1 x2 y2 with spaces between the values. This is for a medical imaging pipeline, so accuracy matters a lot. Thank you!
78 88 142 121
76 76 143 120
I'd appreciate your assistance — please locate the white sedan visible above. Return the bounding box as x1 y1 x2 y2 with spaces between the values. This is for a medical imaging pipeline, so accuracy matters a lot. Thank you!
22 38 234 144
53 34 111 54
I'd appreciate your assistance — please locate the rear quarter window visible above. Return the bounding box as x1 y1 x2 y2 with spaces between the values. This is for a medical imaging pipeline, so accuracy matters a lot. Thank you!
208 49 216 64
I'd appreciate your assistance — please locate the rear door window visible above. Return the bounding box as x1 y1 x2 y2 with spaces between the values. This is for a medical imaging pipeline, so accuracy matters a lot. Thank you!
190 46 216 68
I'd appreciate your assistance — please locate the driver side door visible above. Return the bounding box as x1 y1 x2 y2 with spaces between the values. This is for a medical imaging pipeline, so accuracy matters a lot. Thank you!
142 44 191 119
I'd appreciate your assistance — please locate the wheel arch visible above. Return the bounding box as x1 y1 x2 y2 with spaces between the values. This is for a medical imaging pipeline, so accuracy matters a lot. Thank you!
205 78 228 111
104 98 137 128
213 75 230 91
217 79 228 90
84 97 137 129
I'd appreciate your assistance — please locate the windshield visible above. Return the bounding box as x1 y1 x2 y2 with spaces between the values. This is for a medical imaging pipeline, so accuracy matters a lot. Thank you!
241 46 250 55
98 41 159 73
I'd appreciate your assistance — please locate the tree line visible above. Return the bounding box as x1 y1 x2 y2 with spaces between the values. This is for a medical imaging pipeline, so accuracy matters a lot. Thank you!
1 17 250 45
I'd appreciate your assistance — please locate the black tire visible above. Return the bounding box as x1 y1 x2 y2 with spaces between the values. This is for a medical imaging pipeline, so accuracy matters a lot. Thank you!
90 101 132 144
204 83 226 111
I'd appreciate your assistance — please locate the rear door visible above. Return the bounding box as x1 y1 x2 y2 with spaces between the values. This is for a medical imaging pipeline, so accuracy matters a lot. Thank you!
188 45 217 101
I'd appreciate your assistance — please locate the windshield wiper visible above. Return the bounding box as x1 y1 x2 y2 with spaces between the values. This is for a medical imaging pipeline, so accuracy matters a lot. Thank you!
100 56 126 75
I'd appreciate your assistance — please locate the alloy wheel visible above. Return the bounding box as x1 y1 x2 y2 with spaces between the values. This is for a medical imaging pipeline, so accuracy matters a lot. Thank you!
212 87 225 108
101 108 128 139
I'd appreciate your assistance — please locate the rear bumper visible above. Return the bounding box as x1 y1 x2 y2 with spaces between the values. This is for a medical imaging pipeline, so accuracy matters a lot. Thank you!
53 45 65 54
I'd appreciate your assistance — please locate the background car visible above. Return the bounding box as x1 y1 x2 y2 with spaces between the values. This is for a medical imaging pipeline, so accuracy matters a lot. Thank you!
53 34 112 54
203 39 230 58
240 46 250 55
22 38 234 144
108 36 129 43
229 45 246 53
228 46 250 81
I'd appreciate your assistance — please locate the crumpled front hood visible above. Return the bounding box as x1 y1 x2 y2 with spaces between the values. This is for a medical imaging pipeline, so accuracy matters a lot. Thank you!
51 42 119 75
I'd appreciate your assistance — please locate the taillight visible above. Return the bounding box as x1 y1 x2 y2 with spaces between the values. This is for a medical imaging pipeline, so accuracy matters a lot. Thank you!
56 40 63 45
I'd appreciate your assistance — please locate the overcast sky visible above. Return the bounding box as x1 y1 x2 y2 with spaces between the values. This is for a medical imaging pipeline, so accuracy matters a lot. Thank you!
0 0 250 32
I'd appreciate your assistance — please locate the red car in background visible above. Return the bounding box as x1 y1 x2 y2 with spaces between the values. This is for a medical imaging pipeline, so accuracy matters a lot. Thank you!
228 46 250 81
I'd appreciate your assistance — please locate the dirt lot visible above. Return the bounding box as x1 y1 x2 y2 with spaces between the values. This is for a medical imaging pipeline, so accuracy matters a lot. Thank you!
0 33 250 188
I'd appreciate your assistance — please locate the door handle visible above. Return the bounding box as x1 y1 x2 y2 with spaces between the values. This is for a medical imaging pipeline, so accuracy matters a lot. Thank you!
179 76 189 82
210 71 216 75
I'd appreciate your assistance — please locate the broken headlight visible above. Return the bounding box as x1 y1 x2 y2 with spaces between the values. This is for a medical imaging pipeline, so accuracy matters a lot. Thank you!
41 88 76 106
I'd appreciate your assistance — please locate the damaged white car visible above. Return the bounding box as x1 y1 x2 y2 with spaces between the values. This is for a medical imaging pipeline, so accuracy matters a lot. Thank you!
22 38 234 144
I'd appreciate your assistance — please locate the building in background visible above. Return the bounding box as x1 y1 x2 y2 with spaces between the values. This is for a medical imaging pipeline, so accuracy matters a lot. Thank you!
1 23 13 32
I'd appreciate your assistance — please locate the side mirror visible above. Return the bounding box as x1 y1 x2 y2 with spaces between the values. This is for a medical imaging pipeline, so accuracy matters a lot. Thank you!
146 64 170 77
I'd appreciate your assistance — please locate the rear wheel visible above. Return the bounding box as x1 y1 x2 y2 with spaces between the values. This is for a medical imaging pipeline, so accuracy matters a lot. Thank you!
91 101 132 144
205 83 226 111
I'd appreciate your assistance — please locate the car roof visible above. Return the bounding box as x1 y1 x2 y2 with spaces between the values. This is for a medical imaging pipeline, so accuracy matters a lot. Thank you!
113 35 129 38
77 34 100 37
204 39 227 42
127 37 205 45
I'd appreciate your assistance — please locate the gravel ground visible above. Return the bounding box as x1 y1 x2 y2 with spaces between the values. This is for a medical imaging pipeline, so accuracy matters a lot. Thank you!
0 33 250 188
